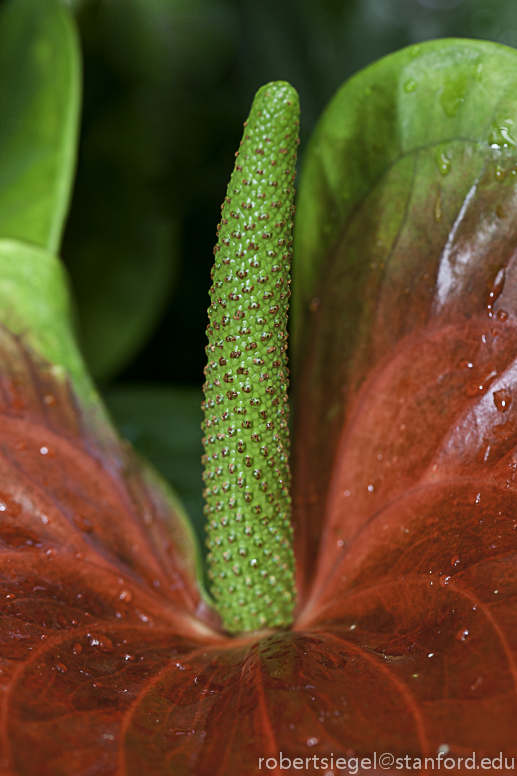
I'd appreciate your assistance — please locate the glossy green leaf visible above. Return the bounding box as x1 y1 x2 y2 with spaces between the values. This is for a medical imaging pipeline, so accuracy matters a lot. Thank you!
292 38 517 359
0 0 80 252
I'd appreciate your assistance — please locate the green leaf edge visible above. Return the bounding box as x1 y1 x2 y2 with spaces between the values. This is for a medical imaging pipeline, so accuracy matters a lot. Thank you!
45 0 81 254
0 0 81 253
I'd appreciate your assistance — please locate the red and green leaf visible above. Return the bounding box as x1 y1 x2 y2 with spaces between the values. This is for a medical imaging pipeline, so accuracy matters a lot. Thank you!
292 38 517 761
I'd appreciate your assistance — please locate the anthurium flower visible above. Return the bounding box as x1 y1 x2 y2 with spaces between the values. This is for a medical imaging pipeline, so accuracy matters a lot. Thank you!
1 0 517 773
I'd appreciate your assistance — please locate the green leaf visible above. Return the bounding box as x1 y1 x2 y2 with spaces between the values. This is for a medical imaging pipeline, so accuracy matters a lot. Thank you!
103 384 205 549
0 238 95 404
0 0 88 402
292 38 517 362
0 0 88 401
0 0 80 253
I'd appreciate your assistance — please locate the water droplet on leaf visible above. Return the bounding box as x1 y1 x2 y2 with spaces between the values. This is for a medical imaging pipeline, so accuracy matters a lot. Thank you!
436 149 451 176
489 122 516 149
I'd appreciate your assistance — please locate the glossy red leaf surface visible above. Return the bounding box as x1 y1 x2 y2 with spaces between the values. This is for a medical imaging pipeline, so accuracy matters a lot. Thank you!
0 323 224 774
5 37 517 775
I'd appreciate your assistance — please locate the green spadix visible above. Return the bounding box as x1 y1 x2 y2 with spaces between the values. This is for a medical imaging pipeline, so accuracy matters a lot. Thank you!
202 82 299 633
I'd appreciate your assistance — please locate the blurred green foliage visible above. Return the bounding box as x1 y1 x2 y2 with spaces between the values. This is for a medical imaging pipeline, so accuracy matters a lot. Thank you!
56 0 517 546
104 384 205 543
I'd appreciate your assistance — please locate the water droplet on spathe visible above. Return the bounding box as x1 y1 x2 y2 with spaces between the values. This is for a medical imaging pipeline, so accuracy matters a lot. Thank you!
88 633 114 653
456 628 469 642
466 370 497 398
404 79 417 93
493 388 512 413
466 382 486 397
487 268 505 317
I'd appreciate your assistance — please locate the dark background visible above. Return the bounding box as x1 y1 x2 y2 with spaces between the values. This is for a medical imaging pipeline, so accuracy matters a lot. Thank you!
60 0 517 546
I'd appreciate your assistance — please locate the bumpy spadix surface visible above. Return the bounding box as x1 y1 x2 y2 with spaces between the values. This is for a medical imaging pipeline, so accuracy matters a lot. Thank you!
202 82 299 632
